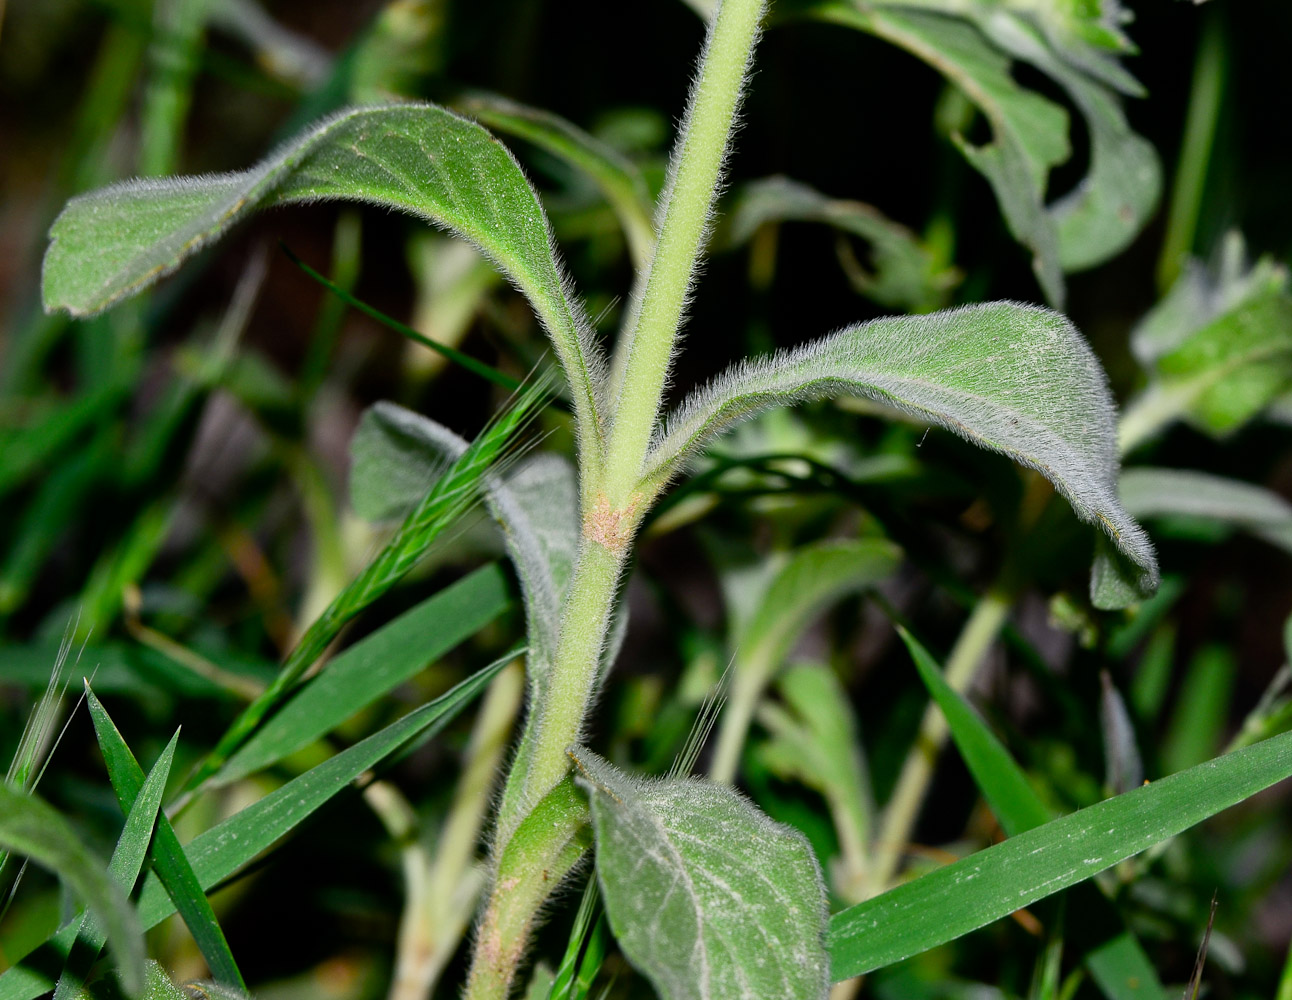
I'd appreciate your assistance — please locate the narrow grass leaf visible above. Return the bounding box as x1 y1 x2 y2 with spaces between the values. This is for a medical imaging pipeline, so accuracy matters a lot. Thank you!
0 787 145 998
0 654 510 1000
53 730 177 1000
646 302 1158 608
895 629 1165 999
281 243 521 393
42 103 605 453
191 382 546 790
827 729 1292 980
219 562 511 783
349 403 580 703
85 691 244 991
897 626 1051 836
572 748 830 1000
460 93 656 269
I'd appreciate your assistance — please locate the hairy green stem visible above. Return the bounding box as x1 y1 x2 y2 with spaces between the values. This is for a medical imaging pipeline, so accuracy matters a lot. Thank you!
465 779 592 1000
870 587 1012 894
467 3 770 995
603 0 767 504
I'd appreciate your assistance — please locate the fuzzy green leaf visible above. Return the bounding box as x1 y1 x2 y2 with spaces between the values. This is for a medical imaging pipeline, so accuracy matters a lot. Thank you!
349 403 580 702
647 302 1157 607
827 729 1292 980
41 104 604 450
0 786 145 998
572 748 830 1000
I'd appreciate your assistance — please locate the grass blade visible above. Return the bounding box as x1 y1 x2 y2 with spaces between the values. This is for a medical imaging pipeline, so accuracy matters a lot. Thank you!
85 690 244 991
896 626 1166 999
281 243 522 394
0 787 145 998
219 562 512 783
897 625 1051 837
0 652 513 1000
53 729 178 1000
188 381 548 791
827 729 1292 980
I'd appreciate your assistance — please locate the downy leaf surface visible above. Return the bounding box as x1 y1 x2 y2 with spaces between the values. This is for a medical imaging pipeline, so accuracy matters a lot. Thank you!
646 302 1158 606
349 402 582 702
42 103 605 453
571 748 830 1000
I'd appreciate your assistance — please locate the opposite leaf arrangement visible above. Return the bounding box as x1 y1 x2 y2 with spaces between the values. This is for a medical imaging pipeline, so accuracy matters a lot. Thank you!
9 0 1292 999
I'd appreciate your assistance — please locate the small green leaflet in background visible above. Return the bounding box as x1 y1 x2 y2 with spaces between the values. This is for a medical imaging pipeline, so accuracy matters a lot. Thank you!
40 102 605 462
827 728 1292 980
777 0 1159 306
719 176 958 312
756 663 874 902
1120 467 1292 555
53 730 177 1000
1123 237 1292 449
0 786 145 998
0 653 512 1000
460 92 657 270
710 538 901 783
86 689 244 990
219 562 511 783
571 748 830 1000
644 302 1158 608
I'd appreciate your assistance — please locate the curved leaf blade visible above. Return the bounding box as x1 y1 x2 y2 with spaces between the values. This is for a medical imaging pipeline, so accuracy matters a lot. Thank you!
720 176 958 312
0 786 145 998
647 302 1158 606
827 729 1292 980
572 749 830 1000
459 93 657 269
42 103 605 450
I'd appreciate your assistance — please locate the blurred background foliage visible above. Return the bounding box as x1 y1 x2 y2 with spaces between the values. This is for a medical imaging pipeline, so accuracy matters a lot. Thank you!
2 1 1292 998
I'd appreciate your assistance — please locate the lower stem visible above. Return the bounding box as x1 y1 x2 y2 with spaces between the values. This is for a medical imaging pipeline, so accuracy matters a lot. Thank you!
518 538 625 810
869 586 1012 894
